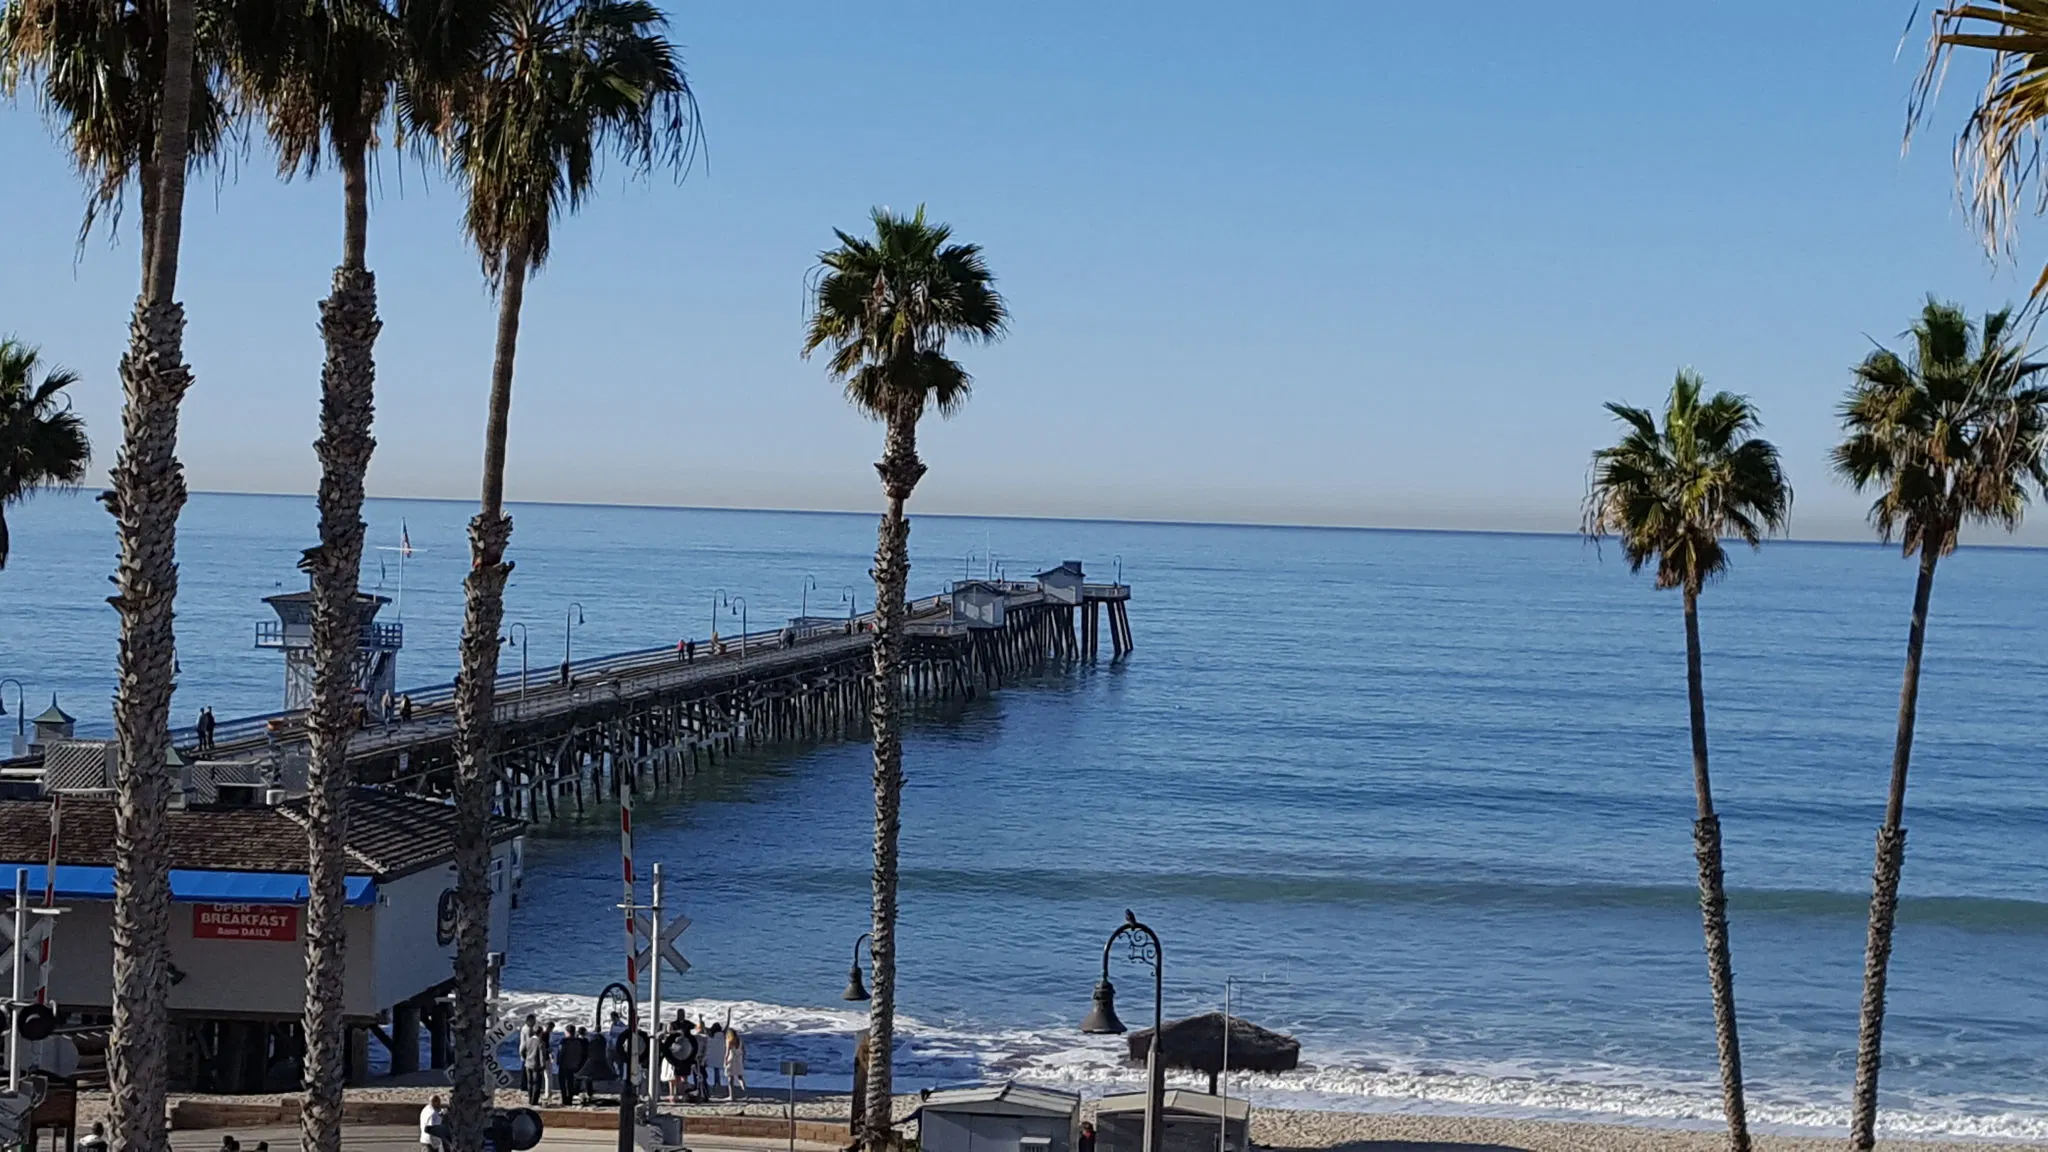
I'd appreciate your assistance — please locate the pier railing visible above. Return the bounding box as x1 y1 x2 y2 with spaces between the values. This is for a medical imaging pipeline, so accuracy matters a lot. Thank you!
167 603 952 756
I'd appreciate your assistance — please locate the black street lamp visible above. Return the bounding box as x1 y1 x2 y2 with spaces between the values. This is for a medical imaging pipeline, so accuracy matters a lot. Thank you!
1083 910 1164 1152
593 980 639 1152
0 680 23 753
842 932 873 1002
563 602 586 681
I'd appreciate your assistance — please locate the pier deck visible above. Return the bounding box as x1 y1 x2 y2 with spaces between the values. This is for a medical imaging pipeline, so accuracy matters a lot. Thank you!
6 578 1134 820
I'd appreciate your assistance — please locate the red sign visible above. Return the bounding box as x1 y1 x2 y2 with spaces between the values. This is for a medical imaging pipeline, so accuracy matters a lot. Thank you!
192 904 299 942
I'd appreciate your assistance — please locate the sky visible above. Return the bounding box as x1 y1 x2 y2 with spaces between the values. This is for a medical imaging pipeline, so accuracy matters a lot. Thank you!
5 1 2048 539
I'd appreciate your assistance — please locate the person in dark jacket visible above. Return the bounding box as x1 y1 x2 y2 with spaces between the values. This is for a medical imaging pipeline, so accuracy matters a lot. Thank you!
557 1027 587 1106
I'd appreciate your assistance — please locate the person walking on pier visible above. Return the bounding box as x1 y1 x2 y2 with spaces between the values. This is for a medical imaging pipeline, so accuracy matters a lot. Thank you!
196 707 216 753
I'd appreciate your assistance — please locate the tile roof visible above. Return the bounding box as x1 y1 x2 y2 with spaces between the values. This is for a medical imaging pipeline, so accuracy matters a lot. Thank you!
0 788 520 880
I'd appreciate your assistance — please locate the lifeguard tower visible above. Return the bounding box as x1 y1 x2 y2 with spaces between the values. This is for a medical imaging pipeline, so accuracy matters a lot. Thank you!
256 590 403 715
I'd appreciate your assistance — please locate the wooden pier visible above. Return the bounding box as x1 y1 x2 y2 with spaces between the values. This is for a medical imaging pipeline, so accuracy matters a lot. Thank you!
6 576 1134 824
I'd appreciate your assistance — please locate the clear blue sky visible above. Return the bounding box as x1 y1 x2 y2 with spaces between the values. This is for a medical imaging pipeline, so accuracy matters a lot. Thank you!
4 1 2045 537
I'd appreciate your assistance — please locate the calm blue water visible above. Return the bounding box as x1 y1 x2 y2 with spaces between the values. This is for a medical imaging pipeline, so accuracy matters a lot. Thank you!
6 491 2048 1139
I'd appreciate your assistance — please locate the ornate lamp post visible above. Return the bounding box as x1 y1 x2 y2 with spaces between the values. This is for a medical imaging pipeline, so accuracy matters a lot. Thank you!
0 680 23 756
1083 910 1163 1152
730 597 748 657
594 981 639 1152
503 623 529 703
841 932 873 1002
563 602 586 681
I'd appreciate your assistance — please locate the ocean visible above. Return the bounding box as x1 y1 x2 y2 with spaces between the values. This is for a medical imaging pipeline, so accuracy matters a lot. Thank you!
5 490 2048 1140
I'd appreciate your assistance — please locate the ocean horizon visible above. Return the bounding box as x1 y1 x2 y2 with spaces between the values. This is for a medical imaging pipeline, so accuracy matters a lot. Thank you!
6 489 2048 1140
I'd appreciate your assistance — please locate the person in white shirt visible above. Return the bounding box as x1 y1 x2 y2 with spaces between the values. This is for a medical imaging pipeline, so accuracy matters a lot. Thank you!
723 1027 747 1101
419 1095 445 1152
78 1123 107 1152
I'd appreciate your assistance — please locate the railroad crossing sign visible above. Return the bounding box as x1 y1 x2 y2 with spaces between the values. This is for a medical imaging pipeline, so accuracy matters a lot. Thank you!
0 918 53 979
631 912 690 979
481 1018 519 1088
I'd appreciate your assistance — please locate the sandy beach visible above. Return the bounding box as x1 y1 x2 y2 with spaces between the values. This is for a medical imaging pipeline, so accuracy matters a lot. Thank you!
125 1087 2048 1152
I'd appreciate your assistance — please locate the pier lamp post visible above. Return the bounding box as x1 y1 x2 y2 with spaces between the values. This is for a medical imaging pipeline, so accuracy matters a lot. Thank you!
564 602 586 679
1115 555 1124 586
730 597 748 657
801 575 818 622
593 981 639 1152
963 551 978 581
841 932 873 1001
712 589 728 649
0 680 22 756
503 624 530 704
1082 910 1164 1152
842 587 857 620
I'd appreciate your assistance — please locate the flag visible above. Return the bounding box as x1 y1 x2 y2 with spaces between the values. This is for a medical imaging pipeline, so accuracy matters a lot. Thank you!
400 521 413 559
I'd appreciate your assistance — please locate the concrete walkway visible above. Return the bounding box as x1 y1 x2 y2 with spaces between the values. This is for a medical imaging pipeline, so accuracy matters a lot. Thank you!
168 1124 838 1152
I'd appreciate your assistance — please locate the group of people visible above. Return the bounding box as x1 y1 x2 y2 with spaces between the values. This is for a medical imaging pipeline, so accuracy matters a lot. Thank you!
514 1010 748 1107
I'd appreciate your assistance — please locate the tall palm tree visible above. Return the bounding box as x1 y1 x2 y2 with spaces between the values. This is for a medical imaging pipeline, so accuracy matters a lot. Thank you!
5 3 220 1146
226 4 488 1148
0 338 91 570
803 206 1007 1152
1835 299 2048 1151
442 3 695 1146
1910 3 2048 298
1585 370 1789 1152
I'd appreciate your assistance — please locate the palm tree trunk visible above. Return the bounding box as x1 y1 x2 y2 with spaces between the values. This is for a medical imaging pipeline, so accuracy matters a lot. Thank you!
300 137 379 1152
862 407 926 1152
450 242 528 1152
1684 589 1750 1152
138 160 159 283
107 2 196 1149
1848 546 1939 1151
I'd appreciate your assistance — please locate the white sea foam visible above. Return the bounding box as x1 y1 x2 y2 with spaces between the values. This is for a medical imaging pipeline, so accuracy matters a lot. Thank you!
497 989 2048 1142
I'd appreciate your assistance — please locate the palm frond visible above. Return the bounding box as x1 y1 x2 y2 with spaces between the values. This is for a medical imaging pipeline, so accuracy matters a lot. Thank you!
1585 369 1790 593
447 0 700 286
1834 296 2048 553
0 337 92 508
1911 2 2048 295
804 205 1008 425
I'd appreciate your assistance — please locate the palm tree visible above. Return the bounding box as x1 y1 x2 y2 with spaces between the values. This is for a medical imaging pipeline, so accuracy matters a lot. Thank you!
803 206 1007 1152
0 338 90 570
442 3 695 1145
226 5 489 1148
5 2 218 1146
1835 299 2048 1150
1910 3 2048 298
1585 369 1789 1152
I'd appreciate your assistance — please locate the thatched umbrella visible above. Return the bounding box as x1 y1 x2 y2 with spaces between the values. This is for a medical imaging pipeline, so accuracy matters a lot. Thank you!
1127 1012 1300 1093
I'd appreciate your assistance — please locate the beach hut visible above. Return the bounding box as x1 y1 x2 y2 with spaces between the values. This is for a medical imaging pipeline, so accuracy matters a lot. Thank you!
1035 561 1085 605
951 580 1008 629
1094 1091 1250 1152
916 1082 1081 1152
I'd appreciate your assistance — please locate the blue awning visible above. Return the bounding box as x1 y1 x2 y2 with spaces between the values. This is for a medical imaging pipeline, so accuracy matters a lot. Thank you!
0 864 376 907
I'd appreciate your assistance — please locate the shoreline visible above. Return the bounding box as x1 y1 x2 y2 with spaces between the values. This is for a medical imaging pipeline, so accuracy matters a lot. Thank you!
124 1087 2048 1151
